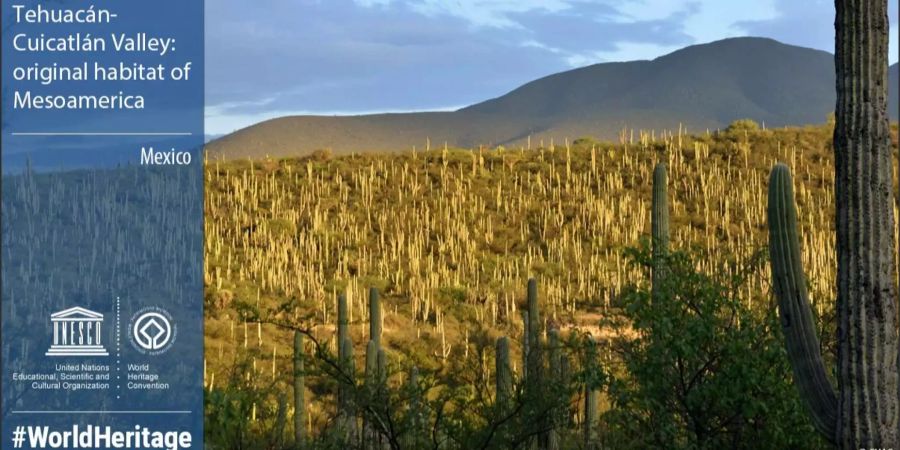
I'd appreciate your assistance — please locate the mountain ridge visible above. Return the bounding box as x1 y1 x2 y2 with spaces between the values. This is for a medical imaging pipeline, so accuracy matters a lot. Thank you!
207 37 900 160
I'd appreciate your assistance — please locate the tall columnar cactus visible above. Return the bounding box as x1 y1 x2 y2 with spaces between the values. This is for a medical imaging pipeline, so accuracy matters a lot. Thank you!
495 336 512 410
276 395 287 449
339 336 358 443
336 294 355 440
404 366 424 449
363 339 387 449
293 331 307 449
337 293 349 358
547 329 562 450
369 287 381 348
522 311 530 382
651 162 669 297
583 336 599 449
525 279 542 385
768 2 897 446
364 339 379 443
524 278 545 448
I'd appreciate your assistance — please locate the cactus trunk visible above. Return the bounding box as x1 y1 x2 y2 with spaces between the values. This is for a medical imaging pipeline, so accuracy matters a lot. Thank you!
338 293 349 360
364 339 381 449
369 287 381 348
651 162 669 298
293 331 307 449
547 329 562 450
768 1 898 446
404 366 424 449
525 279 545 448
339 336 358 444
495 336 512 410
526 279 542 386
584 336 599 450
833 1 898 446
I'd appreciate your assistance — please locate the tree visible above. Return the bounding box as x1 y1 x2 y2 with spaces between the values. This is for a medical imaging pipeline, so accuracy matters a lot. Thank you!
601 243 824 449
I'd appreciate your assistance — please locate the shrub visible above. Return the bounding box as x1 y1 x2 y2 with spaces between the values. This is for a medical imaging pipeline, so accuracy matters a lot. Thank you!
599 242 827 449
726 119 761 133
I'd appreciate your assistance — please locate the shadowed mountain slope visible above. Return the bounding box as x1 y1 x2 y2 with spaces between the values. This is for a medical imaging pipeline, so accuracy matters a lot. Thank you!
208 37 900 159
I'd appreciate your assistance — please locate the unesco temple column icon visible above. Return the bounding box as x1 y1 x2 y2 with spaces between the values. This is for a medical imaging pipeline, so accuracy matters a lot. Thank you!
45 306 109 356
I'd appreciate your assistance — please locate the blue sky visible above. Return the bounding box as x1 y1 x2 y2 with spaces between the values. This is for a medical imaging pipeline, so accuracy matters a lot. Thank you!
205 0 899 134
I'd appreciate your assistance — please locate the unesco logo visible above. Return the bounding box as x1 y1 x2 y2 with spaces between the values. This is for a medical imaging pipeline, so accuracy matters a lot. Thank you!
128 307 176 355
45 306 109 357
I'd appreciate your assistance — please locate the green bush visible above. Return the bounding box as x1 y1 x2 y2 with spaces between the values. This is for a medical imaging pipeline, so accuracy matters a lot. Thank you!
726 118 761 133
599 242 827 449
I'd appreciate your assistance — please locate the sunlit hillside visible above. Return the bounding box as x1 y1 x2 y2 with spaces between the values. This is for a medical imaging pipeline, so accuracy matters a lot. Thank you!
201 121 898 447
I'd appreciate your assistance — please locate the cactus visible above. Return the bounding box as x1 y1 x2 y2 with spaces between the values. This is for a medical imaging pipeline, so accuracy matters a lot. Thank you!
521 310 529 382
335 294 357 443
339 336 358 444
768 1 898 446
767 165 837 439
369 287 381 348
651 162 669 297
523 279 545 448
363 339 386 449
495 336 512 410
525 279 542 385
583 336 599 449
404 366 424 449
337 293 349 359
547 329 562 450
293 331 306 449
276 395 287 449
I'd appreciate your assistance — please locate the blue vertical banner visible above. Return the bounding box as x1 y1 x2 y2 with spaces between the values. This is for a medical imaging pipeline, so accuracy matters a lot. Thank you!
2 1 204 449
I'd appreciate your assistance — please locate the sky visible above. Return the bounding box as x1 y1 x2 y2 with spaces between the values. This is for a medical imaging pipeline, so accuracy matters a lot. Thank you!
205 0 900 135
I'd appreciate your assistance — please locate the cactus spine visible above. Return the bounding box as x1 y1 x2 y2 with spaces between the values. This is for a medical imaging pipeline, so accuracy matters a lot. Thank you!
293 331 306 449
651 162 669 297
768 1 898 447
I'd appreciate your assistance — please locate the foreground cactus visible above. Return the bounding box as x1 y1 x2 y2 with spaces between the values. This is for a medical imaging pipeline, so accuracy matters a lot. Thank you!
363 339 381 449
335 294 356 442
524 279 545 448
583 336 599 449
293 331 306 449
403 366 424 448
547 329 562 450
495 336 512 410
339 336 358 443
525 279 542 386
369 287 381 348
768 1 897 446
337 293 349 357
651 162 669 297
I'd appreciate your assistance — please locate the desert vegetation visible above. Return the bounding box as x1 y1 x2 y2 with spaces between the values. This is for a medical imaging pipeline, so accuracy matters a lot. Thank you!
202 120 899 449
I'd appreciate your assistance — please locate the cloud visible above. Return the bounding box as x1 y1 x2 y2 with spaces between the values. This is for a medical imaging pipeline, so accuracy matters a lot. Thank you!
735 0 898 60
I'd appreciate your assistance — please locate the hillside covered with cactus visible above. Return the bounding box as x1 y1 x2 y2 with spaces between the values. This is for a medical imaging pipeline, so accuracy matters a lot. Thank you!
202 121 898 449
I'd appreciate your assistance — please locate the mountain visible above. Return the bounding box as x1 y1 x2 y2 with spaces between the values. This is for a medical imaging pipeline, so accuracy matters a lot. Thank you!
207 37 900 160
